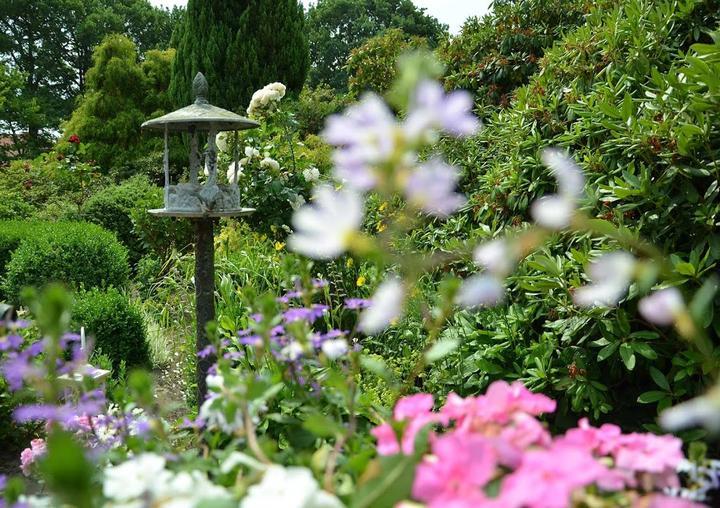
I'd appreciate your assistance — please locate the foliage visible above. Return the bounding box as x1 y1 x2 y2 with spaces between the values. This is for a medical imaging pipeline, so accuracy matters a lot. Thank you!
72 287 149 371
170 0 308 112
2 221 129 304
306 0 447 90
60 35 174 170
347 29 428 97
438 0 595 111
418 0 720 427
0 62 44 161
0 0 179 157
292 85 351 138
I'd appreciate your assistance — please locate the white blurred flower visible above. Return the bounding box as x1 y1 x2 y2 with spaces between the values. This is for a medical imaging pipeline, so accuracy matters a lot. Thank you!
457 275 505 308
404 159 466 217
660 385 720 433
240 466 343 508
473 239 513 276
638 288 684 326
359 278 405 334
303 166 320 182
103 453 167 502
280 341 304 362
261 157 280 171
288 185 364 259
199 374 244 433
531 149 586 230
573 251 636 307
227 161 243 184
245 146 260 159
321 338 348 359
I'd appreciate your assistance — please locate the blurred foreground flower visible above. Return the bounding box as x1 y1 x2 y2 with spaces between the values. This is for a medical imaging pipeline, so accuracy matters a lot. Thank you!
359 278 404 334
240 465 343 508
573 251 636 307
661 384 720 433
531 149 586 230
639 288 684 326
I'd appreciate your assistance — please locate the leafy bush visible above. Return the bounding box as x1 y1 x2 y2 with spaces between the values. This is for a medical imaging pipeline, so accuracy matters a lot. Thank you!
71 287 149 372
0 189 32 220
417 0 720 426
347 28 428 96
292 85 350 138
3 222 129 304
438 0 596 110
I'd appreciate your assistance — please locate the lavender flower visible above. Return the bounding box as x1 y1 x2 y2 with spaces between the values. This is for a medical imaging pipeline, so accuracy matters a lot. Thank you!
345 298 371 310
573 251 636 307
639 288 684 326
405 80 480 140
457 275 505 308
404 159 466 217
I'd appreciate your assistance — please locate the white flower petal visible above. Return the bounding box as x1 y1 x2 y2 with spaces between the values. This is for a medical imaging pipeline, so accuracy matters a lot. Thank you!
359 278 405 334
541 148 585 199
531 195 574 230
456 275 505 308
473 239 513 276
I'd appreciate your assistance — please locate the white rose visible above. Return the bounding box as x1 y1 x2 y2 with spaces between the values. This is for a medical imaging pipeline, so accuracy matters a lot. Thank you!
103 454 167 502
260 157 280 171
240 466 343 508
303 166 320 182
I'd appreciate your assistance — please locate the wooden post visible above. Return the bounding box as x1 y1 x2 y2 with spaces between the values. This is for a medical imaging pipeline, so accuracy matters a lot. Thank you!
194 217 216 403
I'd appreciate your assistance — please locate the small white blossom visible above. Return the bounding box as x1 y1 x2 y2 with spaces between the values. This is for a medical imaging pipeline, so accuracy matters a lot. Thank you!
531 149 586 230
473 239 513 276
240 466 343 508
288 185 364 259
245 146 260 159
303 166 320 182
280 341 304 362
457 275 505 308
573 251 636 307
261 157 281 171
531 195 576 230
321 338 348 359
103 453 167 502
289 193 306 210
404 159 466 217
359 278 405 334
638 287 684 326
661 385 720 433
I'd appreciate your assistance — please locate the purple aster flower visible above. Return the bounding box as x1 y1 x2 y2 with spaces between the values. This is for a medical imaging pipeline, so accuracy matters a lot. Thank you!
237 328 252 337
405 80 480 140
224 351 244 360
404 158 466 217
198 345 216 359
312 278 329 289
345 298 371 310
277 290 303 303
0 334 23 351
26 341 44 357
2 353 41 391
240 335 263 346
250 313 263 323
270 325 285 336
283 305 328 324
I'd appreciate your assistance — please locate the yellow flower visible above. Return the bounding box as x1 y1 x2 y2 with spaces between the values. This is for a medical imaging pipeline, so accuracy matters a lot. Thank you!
356 276 366 287
346 258 354 268
379 201 388 212
376 222 387 233
274 241 285 251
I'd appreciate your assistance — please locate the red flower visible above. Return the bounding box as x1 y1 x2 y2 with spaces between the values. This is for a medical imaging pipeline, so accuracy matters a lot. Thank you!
68 134 80 144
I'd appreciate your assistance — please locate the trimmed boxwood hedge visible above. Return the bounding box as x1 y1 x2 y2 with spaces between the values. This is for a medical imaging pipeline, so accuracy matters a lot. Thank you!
72 288 149 371
1 221 129 304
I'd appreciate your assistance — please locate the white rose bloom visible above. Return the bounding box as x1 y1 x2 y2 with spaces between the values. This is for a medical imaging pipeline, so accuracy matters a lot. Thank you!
303 166 320 182
457 275 505 308
151 470 231 508
288 185 364 259
290 194 306 210
241 466 343 508
103 453 167 502
227 161 243 184
245 146 260 159
359 278 405 334
573 251 636 307
321 338 348 359
260 157 281 171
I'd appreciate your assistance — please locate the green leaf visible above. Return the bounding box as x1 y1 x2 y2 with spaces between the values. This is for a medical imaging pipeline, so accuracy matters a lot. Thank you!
360 355 395 382
619 343 636 370
637 391 666 404
597 341 619 361
425 337 460 363
40 430 95 508
649 366 670 391
303 412 343 438
632 342 657 360
690 275 718 324
351 454 419 508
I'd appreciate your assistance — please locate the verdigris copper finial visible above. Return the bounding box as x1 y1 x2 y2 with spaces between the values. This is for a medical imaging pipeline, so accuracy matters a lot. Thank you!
193 72 209 104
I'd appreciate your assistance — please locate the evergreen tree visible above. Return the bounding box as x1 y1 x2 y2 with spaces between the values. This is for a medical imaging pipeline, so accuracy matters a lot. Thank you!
170 0 308 112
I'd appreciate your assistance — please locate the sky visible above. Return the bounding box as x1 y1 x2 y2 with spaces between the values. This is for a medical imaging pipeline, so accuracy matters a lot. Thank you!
148 0 491 34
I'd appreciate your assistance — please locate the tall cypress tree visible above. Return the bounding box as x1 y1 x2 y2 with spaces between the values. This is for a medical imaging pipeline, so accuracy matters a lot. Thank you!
170 0 308 112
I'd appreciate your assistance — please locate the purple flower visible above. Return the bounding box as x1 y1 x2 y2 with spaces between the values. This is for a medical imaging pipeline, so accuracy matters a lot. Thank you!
224 351 244 360
345 298 371 310
282 305 328 324
312 278 329 289
0 334 23 351
405 81 480 140
250 313 263 323
322 94 396 190
26 341 44 357
240 335 263 346
404 159 466 217
2 353 42 391
237 328 252 337
270 325 285 336
198 345 216 359
639 288 684 326
0 473 6 491
277 290 303 303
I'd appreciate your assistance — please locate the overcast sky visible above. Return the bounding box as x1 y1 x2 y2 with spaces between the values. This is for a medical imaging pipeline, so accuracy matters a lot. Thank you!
148 0 491 34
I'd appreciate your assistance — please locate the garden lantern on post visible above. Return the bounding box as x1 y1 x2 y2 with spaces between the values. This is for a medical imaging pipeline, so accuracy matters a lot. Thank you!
141 72 259 404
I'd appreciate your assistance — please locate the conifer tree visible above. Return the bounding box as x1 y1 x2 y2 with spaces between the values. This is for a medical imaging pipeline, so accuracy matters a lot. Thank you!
170 0 308 112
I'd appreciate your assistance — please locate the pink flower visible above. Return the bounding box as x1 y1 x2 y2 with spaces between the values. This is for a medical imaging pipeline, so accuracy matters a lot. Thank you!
497 443 607 508
394 394 434 420
644 495 706 508
611 433 683 488
20 438 46 476
372 394 443 455
371 423 400 456
412 431 497 505
558 417 622 455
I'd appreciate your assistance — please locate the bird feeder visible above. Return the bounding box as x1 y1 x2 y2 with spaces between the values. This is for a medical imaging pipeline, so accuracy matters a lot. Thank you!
141 72 259 403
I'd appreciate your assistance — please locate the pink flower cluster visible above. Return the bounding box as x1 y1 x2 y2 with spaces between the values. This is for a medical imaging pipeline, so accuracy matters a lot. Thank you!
20 438 46 476
372 381 701 508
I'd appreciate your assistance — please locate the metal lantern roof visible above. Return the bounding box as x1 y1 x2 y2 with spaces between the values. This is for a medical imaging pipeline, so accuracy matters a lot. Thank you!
141 72 259 132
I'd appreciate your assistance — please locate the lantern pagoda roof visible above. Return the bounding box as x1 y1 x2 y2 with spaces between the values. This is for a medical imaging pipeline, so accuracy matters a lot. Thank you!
141 72 259 132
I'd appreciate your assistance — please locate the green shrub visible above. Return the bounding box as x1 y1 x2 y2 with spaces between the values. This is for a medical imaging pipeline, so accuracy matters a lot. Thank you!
72 288 149 371
3 222 129 304
293 85 350 138
407 0 720 428
0 189 32 220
